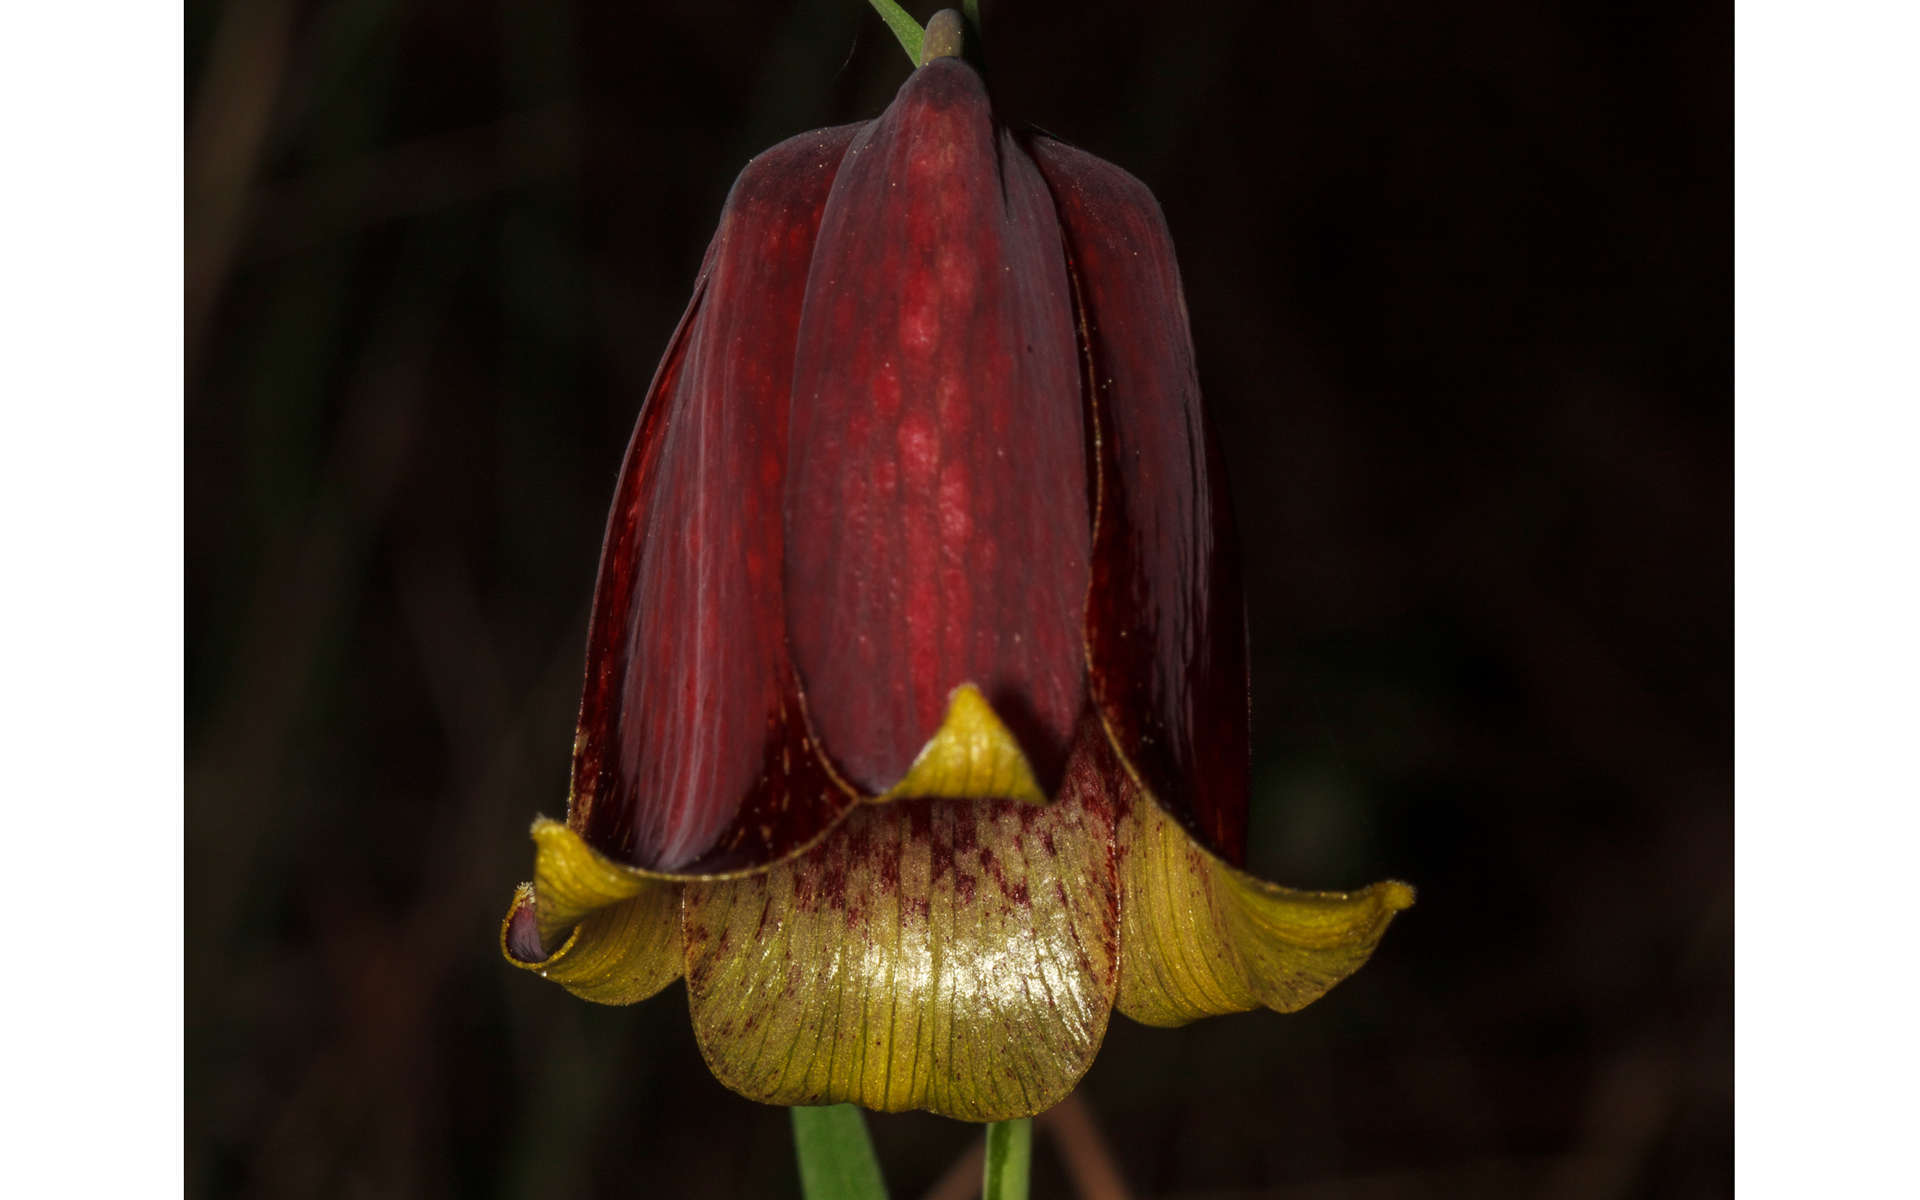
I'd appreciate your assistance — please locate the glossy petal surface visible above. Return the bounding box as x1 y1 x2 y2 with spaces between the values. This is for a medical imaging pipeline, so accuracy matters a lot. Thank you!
571 126 862 872
1113 770 1413 1027
786 60 1089 798
1032 137 1252 864
683 724 1120 1122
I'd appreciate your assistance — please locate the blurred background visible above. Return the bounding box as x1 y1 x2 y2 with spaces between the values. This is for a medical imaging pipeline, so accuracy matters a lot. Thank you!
185 0 1728 1195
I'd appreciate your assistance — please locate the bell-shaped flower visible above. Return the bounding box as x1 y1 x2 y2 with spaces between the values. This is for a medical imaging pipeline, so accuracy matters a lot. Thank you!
501 23 1411 1123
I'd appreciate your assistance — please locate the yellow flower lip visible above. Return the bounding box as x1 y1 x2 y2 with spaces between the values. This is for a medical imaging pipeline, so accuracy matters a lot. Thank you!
503 708 1413 1121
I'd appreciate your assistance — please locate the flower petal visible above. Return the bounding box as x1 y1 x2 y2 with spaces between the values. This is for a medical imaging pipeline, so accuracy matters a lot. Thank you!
570 125 864 872
1030 136 1252 865
1113 776 1414 1028
498 820 683 1006
682 724 1120 1121
785 59 1090 799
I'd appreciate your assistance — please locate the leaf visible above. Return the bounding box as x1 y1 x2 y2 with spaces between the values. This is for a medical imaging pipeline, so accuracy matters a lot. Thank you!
791 1104 889 1200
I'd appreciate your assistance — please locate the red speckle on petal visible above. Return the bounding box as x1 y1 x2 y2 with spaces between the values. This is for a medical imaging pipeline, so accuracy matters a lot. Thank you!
900 286 939 355
937 242 978 306
939 464 972 542
872 358 901 419
934 371 967 429
784 61 1088 795
897 418 939 487
569 123 864 873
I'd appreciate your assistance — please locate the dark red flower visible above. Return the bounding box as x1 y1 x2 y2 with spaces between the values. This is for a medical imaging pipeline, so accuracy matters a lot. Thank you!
502 21 1410 1122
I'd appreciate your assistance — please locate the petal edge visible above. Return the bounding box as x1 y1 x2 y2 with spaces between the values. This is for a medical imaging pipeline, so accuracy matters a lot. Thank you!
570 125 864 873
1032 133 1252 865
1114 773 1412 1028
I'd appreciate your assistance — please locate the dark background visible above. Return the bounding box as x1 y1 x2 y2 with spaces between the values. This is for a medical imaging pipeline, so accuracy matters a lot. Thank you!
185 0 1729 1195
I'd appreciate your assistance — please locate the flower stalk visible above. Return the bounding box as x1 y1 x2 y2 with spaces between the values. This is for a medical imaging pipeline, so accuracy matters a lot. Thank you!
869 1 986 70
983 1118 1033 1200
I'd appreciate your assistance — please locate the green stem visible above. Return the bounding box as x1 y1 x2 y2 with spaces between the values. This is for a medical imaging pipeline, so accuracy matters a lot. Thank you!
981 1118 1032 1200
791 1105 889 1200
864 0 924 64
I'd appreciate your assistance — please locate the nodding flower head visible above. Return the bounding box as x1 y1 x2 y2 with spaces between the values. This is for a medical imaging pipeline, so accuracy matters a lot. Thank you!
501 19 1412 1123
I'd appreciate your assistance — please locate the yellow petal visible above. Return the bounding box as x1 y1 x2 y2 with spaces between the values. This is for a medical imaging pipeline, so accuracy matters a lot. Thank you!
1114 779 1413 1028
497 817 683 1006
683 762 1118 1121
876 682 1048 805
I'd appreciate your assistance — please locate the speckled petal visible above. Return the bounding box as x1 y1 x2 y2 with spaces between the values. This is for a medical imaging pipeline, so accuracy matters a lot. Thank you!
785 58 1089 800
570 125 863 873
682 723 1120 1122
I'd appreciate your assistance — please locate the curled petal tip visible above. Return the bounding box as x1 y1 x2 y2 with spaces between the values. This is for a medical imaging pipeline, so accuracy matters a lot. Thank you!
498 821 684 1006
876 682 1048 805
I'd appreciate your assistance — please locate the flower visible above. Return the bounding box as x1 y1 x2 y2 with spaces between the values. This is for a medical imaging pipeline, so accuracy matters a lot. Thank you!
501 15 1411 1123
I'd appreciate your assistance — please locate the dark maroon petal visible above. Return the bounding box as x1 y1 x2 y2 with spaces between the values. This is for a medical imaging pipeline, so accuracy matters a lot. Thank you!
569 125 865 873
785 60 1090 796
1030 135 1251 866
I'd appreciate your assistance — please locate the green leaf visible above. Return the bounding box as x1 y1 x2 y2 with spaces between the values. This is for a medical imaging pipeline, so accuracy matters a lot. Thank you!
982 1118 1032 1200
864 0 923 64
791 1105 889 1200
